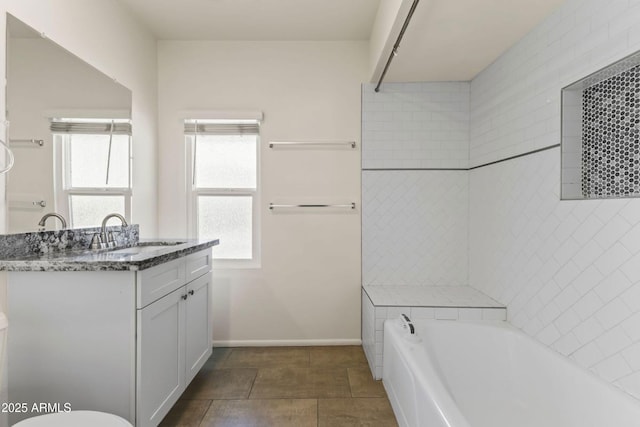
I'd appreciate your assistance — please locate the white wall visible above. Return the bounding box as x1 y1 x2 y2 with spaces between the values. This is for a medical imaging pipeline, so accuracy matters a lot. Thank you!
362 170 468 286
7 37 131 233
362 82 469 169
361 82 470 287
158 41 367 345
469 0 640 399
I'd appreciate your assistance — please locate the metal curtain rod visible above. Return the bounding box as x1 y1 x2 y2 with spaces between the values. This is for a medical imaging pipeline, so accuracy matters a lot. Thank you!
375 0 421 93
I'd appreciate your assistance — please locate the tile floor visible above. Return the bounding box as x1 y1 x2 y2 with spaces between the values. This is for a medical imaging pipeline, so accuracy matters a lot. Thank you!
160 346 398 427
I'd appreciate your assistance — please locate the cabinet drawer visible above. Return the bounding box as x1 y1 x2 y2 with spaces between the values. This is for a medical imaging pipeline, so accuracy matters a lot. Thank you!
137 258 186 309
185 249 212 283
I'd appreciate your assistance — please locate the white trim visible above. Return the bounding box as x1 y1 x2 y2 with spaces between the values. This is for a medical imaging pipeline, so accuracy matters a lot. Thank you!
178 110 263 121
212 339 363 347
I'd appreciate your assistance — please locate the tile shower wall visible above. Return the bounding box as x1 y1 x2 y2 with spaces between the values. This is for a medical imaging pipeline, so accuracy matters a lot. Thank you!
361 82 470 287
582 64 640 198
362 170 468 286
469 0 640 398
362 82 469 169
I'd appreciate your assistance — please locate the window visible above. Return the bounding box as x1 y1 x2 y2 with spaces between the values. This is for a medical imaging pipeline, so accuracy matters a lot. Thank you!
185 119 260 265
52 118 132 228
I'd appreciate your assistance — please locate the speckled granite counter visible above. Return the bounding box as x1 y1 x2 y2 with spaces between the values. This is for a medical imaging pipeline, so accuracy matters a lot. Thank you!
0 239 219 272
0 225 219 271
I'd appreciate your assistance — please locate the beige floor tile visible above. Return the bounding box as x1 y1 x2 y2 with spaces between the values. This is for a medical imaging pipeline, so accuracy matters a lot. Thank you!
347 367 387 398
208 347 233 369
200 399 317 427
159 399 211 427
318 398 398 427
250 367 351 399
182 368 257 400
222 347 309 368
309 346 368 368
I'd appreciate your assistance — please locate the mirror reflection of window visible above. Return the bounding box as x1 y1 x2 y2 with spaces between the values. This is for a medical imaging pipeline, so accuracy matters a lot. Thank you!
52 118 132 228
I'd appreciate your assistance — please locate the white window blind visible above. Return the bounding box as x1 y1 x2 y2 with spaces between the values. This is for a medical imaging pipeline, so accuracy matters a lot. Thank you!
50 118 132 135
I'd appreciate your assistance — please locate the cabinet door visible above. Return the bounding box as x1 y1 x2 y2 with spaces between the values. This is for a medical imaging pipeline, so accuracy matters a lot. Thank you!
185 273 212 385
137 286 186 427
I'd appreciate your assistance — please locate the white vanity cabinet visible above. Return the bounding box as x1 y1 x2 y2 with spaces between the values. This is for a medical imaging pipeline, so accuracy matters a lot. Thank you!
7 248 213 427
136 256 212 427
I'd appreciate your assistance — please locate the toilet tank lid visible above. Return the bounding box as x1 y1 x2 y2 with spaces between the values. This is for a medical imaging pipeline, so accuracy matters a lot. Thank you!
0 313 7 330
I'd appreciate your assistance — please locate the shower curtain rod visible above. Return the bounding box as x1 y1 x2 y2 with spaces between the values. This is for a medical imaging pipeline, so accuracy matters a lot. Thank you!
375 0 421 93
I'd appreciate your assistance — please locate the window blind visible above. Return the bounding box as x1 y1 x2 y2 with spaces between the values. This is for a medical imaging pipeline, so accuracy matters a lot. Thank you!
184 120 260 135
50 120 132 135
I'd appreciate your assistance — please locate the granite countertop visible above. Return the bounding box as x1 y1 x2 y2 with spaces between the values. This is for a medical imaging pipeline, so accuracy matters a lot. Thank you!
0 238 219 272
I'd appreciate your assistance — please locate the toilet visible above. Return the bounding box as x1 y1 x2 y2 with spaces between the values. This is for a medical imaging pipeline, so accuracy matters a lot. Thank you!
0 313 133 427
12 411 133 426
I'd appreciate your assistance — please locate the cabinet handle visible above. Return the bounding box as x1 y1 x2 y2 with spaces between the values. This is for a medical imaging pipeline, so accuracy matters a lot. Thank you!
182 294 188 300
188 290 195 296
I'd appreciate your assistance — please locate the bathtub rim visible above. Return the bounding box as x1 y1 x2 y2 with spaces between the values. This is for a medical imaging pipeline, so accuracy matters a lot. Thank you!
384 316 640 426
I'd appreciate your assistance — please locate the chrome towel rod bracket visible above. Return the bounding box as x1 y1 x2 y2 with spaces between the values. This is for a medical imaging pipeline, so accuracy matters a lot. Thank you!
10 138 44 147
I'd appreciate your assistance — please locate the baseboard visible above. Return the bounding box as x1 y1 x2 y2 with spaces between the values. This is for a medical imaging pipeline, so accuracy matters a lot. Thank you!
212 338 362 347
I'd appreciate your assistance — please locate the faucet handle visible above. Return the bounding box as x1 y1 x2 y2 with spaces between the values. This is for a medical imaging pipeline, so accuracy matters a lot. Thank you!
90 234 103 250
107 231 117 248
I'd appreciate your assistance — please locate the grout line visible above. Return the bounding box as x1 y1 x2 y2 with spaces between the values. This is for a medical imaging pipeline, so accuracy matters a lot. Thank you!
247 367 259 400
361 144 560 173
196 400 213 427
346 367 355 398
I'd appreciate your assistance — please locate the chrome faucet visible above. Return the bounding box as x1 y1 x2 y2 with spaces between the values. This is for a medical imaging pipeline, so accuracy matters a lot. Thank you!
90 213 128 250
38 213 67 231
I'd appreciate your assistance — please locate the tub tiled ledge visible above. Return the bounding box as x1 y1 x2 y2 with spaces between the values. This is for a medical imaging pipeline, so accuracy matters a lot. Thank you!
361 285 506 379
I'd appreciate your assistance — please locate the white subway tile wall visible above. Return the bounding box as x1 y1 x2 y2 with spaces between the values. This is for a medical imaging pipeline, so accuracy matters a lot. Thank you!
362 82 470 169
362 170 468 286
468 0 640 399
470 146 640 398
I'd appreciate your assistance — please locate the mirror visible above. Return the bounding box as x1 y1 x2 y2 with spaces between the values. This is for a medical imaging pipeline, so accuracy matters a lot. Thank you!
6 15 132 233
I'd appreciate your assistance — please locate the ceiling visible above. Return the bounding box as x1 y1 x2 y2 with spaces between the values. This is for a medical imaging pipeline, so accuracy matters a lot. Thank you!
117 0 381 41
117 0 566 81
388 0 566 81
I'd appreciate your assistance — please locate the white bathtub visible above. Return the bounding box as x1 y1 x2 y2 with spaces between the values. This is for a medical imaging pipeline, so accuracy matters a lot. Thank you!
383 317 640 427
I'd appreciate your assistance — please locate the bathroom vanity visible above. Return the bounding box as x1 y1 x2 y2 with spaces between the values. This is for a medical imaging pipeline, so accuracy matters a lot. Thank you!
0 229 218 427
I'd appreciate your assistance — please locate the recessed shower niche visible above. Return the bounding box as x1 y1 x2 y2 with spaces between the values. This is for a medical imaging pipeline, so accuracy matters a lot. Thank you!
561 51 640 200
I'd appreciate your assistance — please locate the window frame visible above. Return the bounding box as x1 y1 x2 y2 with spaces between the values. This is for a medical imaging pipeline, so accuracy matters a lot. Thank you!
185 131 261 269
53 132 132 228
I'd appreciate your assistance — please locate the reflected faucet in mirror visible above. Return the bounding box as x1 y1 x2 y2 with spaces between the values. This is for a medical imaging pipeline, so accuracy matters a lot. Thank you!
37 212 67 231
